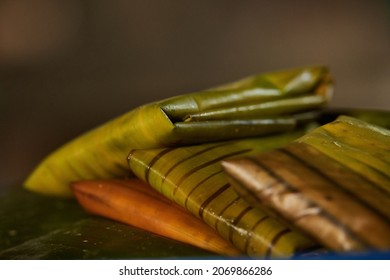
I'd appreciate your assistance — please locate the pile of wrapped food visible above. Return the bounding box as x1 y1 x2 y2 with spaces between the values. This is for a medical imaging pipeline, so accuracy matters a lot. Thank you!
24 66 390 258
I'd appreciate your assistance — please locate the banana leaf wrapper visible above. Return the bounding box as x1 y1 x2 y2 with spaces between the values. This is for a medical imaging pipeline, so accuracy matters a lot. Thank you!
127 133 321 258
222 116 390 252
71 179 240 256
24 66 332 197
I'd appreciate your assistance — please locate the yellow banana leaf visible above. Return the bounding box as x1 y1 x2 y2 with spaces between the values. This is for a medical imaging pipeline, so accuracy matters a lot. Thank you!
222 116 390 252
24 66 332 197
127 132 321 258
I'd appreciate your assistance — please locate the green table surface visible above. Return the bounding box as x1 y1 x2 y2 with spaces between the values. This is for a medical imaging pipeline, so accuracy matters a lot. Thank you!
0 186 216 259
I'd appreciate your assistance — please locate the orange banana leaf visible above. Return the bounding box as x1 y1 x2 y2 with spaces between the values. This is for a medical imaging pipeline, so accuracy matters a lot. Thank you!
71 179 240 256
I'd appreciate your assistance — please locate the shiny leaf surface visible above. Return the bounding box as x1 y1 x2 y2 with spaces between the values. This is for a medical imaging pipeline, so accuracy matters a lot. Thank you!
223 116 390 252
127 134 320 258
24 66 332 197
0 186 217 259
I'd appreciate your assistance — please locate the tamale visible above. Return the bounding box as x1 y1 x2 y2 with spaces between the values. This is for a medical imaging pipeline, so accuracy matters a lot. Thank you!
71 179 240 256
24 66 332 197
127 134 320 258
222 116 390 252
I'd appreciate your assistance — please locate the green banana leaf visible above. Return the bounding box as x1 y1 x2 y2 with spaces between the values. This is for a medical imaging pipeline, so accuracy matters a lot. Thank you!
127 132 321 258
24 66 332 197
298 115 390 189
0 186 218 259
222 116 390 252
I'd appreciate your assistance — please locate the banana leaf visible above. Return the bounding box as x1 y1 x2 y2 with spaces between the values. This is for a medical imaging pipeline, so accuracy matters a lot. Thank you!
71 179 240 256
127 132 322 258
0 186 218 259
24 66 332 197
222 116 390 252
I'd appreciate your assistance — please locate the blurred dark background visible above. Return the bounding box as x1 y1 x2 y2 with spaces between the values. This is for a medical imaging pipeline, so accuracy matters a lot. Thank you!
1 0 390 188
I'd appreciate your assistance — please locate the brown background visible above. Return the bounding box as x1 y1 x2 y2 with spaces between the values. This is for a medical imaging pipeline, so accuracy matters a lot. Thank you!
1 0 390 188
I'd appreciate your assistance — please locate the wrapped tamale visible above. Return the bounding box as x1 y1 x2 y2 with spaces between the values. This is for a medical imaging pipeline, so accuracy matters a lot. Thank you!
24 66 332 197
71 179 240 256
127 134 321 258
222 116 390 252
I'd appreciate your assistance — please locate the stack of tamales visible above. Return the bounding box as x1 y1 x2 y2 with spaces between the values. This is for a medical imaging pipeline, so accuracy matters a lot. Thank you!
222 116 390 253
24 66 390 258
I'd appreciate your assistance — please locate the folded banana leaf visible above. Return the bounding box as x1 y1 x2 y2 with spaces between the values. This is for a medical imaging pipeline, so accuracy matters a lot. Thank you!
127 133 322 258
222 116 390 252
71 179 240 256
24 66 332 197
